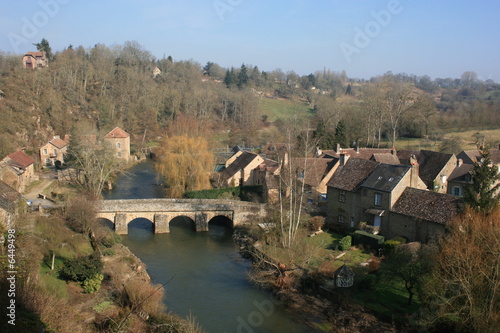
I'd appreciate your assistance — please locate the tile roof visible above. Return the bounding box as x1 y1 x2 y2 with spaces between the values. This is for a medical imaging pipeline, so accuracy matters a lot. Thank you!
219 151 260 180
49 138 68 149
292 158 338 187
398 150 455 188
457 149 500 165
24 51 46 58
327 158 379 191
104 127 130 139
391 187 463 225
448 163 474 182
361 164 411 192
322 148 393 160
371 153 400 164
7 151 34 169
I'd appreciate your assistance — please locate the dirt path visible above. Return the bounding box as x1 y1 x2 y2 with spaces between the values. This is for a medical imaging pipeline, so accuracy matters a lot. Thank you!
24 179 55 200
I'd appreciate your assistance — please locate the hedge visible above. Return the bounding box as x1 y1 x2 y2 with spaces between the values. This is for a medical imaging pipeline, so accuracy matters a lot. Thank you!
352 230 385 250
184 186 263 201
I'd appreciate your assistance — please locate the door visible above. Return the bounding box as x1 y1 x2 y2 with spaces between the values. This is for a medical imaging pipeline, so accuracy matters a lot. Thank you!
374 215 381 227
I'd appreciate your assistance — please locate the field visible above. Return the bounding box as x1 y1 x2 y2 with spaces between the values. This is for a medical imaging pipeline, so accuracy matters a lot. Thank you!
259 96 314 122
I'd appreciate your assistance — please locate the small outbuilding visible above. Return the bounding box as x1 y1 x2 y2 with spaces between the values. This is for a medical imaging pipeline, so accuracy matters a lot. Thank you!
334 264 355 288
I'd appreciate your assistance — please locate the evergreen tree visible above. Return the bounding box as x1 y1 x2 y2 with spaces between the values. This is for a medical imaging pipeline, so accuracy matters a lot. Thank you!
33 38 53 61
237 64 249 89
224 68 237 88
334 121 348 147
463 148 500 213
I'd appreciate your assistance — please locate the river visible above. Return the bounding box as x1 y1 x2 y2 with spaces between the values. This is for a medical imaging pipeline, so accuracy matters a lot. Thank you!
103 160 312 333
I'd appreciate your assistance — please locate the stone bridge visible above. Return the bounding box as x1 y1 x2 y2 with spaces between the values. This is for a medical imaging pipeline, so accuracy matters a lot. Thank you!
96 199 267 234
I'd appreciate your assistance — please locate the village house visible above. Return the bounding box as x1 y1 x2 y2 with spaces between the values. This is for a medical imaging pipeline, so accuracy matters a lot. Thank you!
0 180 21 229
446 158 474 197
22 51 48 69
397 150 457 194
104 127 131 161
389 187 463 242
39 135 69 167
457 146 500 167
320 144 396 161
218 151 264 187
0 150 36 193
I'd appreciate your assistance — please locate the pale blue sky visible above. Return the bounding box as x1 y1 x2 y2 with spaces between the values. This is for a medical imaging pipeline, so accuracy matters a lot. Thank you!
1 0 499 80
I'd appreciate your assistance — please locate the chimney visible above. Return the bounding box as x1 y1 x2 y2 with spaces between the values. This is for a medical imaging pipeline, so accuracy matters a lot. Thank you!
316 146 322 157
457 158 463 167
340 153 350 166
410 159 420 188
64 134 70 142
335 143 341 154
53 135 60 139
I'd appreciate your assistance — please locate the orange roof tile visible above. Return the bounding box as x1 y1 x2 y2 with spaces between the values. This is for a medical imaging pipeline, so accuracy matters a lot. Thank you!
7 151 34 169
104 127 130 139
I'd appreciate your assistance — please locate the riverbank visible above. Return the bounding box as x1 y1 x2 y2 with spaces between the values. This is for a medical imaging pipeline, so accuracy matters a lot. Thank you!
235 227 400 332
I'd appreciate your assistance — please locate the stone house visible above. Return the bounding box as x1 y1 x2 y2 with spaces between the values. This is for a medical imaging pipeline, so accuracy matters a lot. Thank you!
326 157 380 229
22 51 48 69
104 127 131 161
398 150 457 193
218 151 264 187
0 181 21 229
446 159 474 197
457 147 500 167
40 135 69 167
0 150 35 193
359 163 426 231
389 187 463 242
291 157 340 204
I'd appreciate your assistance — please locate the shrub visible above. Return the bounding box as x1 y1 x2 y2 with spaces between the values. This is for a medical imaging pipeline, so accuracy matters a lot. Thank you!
383 239 404 255
82 273 104 294
355 273 378 291
59 253 103 282
352 230 385 250
307 216 325 232
339 235 352 251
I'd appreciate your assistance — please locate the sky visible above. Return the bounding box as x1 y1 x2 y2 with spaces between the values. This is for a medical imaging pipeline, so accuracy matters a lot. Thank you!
1 0 499 81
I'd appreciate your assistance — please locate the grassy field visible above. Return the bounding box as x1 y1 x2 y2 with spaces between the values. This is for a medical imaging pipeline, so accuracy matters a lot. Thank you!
259 97 314 122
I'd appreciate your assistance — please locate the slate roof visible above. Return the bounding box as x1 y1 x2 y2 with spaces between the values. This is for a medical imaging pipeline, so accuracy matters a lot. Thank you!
6 151 34 169
448 163 474 182
361 164 411 192
262 158 280 174
104 127 130 139
293 158 338 187
0 181 21 213
219 151 260 180
327 158 379 192
391 187 463 225
457 149 500 165
398 150 454 188
371 153 400 165
322 148 393 160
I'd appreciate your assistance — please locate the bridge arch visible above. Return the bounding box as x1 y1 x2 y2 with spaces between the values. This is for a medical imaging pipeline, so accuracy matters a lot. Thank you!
169 216 196 232
208 215 234 230
128 217 154 233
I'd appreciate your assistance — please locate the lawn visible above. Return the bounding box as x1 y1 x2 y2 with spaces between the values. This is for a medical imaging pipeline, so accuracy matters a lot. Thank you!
259 97 314 122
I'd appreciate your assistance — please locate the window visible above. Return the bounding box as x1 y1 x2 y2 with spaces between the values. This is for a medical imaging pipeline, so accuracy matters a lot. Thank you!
452 186 462 197
374 192 382 206
339 190 346 203
53 149 57 155
297 170 304 179
43 149 47 155
117 142 121 149
117 152 121 158
338 209 345 224
350 217 355 228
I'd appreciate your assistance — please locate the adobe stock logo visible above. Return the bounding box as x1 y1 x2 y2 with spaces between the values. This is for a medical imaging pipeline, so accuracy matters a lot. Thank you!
339 0 405 63
8 0 70 53
213 0 243 21
235 295 283 333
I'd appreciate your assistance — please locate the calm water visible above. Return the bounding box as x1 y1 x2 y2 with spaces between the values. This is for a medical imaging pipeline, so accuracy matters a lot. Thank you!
104 161 311 333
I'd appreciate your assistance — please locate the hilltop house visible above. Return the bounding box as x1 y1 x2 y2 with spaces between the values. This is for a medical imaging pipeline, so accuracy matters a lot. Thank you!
0 150 35 192
40 135 69 167
0 181 21 229
22 51 48 69
104 127 131 161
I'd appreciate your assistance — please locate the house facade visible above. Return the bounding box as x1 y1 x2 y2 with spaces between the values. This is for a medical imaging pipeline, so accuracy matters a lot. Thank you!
22 51 48 69
0 151 35 192
219 151 264 187
0 181 21 229
40 135 69 167
104 127 131 161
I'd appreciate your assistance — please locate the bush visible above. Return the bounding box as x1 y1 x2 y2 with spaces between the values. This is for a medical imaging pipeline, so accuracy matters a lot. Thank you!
352 230 385 250
339 235 352 251
82 273 104 294
59 253 103 282
383 239 403 255
355 273 378 291
307 216 325 232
